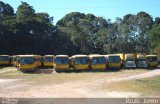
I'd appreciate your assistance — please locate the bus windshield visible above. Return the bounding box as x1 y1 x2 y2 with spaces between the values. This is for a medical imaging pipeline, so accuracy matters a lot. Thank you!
55 57 69 64
126 58 135 61
20 57 34 64
44 57 53 62
75 57 88 64
92 57 106 64
147 57 157 61
108 56 120 63
0 56 9 61
137 58 146 61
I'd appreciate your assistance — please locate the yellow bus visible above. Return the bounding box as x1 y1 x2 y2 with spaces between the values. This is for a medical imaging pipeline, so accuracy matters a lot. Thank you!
35 55 43 68
43 55 54 68
146 55 158 68
116 53 125 68
0 55 10 66
88 55 106 71
104 54 121 70
10 55 17 66
10 56 14 66
14 55 19 67
70 55 89 71
16 55 39 72
53 55 69 72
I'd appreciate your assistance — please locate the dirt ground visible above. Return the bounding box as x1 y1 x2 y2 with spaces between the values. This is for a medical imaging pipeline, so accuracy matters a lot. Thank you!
0 67 160 98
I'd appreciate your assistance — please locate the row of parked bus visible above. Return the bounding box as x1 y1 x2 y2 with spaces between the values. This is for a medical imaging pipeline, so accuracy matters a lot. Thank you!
0 54 159 72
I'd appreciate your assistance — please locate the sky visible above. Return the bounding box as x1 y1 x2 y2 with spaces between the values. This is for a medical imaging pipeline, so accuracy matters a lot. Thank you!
2 0 160 24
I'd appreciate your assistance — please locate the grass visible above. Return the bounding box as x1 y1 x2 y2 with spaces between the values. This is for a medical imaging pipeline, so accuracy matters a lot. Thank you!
1 67 159 97
102 75 160 96
0 67 148 85
28 70 147 84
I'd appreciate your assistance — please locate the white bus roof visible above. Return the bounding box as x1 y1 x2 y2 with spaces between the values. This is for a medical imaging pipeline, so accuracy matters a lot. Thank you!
72 55 88 58
146 55 157 57
0 55 10 56
55 55 69 57
104 54 119 56
44 55 54 57
17 55 36 57
88 54 104 58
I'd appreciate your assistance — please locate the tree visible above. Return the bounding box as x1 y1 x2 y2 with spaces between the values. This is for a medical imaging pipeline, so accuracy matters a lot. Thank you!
57 12 85 27
57 12 110 54
16 1 35 19
116 12 153 53
0 1 158 55
116 14 136 53
155 17 160 25
134 11 153 53
0 1 14 16
150 24 160 54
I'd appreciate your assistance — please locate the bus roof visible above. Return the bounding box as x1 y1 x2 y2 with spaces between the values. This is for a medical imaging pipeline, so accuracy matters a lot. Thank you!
89 54 100 56
55 55 69 57
0 55 10 57
72 55 88 58
104 54 119 57
17 55 36 57
44 55 54 57
88 54 104 58
146 55 157 57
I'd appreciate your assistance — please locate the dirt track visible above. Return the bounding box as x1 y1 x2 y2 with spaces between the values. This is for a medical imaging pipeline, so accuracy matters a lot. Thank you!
0 68 160 98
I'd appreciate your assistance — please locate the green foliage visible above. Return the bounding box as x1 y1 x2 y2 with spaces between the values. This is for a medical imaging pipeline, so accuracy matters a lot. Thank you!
0 1 159 55
16 1 35 20
0 1 14 16
150 24 160 54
